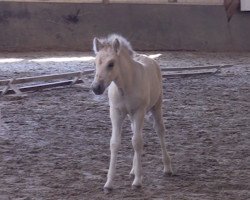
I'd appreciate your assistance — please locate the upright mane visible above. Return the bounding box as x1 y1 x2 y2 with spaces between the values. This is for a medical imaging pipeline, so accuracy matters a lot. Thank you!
95 34 134 56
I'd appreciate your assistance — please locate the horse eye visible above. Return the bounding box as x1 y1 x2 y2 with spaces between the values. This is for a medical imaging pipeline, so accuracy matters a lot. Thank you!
107 62 114 69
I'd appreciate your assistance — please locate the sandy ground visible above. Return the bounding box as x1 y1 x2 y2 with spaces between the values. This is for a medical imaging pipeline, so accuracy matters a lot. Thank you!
0 51 250 200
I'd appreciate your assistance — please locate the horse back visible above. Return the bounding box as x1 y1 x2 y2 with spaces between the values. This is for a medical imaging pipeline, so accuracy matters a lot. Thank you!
134 54 163 109
134 54 162 84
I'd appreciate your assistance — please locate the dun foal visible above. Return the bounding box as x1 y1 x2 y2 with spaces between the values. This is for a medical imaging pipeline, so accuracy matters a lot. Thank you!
91 34 173 191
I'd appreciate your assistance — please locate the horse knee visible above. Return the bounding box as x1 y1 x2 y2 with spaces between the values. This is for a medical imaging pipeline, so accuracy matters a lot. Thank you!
111 142 120 150
155 123 165 136
110 137 121 152
132 136 143 152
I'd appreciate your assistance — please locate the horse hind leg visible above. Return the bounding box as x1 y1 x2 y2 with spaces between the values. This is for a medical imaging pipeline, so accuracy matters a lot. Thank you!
129 123 135 177
151 102 173 176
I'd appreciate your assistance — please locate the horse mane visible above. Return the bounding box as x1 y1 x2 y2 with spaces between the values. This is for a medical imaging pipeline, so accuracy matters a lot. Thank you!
98 34 134 56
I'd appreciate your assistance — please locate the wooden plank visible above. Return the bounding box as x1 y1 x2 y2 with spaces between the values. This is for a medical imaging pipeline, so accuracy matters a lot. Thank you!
177 0 223 5
162 69 218 77
0 65 231 87
161 64 232 71
0 0 102 3
110 0 223 5
1 79 22 95
0 72 80 86
0 65 225 95
1 70 216 95
161 66 219 72
1 79 84 95
0 0 223 5
0 69 94 86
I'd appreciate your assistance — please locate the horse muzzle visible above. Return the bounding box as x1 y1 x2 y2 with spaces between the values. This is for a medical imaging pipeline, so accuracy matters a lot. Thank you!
91 81 105 95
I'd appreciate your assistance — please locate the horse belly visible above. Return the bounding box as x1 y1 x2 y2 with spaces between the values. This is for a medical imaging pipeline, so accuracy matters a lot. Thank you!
146 67 162 110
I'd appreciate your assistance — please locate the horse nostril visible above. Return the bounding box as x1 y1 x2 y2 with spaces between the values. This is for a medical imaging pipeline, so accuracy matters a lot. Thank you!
92 83 104 95
97 84 101 91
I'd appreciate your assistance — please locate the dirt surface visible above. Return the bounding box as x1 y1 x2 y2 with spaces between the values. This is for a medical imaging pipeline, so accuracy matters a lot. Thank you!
0 52 250 200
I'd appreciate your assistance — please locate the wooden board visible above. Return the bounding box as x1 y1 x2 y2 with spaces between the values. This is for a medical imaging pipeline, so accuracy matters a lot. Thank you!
110 0 223 5
0 0 102 3
1 80 84 95
0 0 223 5
0 70 94 86
0 65 232 95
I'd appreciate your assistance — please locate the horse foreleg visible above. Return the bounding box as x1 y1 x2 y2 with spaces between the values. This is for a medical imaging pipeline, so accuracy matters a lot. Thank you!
104 107 125 192
131 110 145 188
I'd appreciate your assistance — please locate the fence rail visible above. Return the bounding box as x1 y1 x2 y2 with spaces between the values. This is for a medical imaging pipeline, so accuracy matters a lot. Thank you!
0 69 94 95
0 70 93 86
0 65 232 96
0 0 224 5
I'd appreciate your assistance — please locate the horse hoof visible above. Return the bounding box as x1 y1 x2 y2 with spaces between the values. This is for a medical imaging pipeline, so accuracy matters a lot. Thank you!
103 187 112 194
132 184 142 190
129 173 135 179
164 170 174 177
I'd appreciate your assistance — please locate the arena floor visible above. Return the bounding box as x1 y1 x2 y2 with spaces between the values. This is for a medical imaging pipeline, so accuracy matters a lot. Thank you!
0 51 249 199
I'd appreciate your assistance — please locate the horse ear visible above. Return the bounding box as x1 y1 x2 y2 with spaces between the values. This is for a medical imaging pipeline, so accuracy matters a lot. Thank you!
93 37 103 54
113 38 120 54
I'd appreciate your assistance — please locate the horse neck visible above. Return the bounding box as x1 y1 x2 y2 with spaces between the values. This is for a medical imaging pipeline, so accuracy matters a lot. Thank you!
114 51 137 95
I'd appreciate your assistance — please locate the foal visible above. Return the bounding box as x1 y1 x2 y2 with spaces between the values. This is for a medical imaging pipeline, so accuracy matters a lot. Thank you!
91 34 173 191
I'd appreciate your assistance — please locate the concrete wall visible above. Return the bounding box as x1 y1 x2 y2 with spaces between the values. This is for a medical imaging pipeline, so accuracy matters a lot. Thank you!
0 2 250 52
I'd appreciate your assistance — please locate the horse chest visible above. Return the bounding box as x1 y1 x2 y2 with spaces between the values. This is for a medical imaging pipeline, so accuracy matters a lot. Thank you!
109 92 148 115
